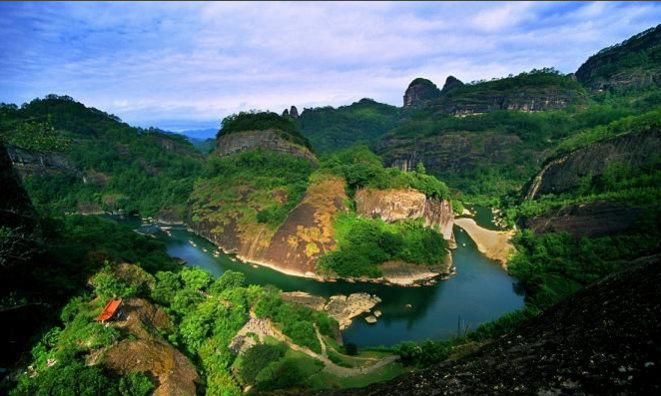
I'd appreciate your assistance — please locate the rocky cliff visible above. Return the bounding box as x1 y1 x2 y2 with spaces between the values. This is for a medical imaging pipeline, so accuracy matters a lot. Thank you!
305 254 661 396
524 201 645 239
188 176 348 277
214 129 317 163
403 73 586 115
576 24 661 92
436 84 585 116
355 188 456 248
378 131 539 183
6 145 78 177
403 78 442 107
523 128 661 199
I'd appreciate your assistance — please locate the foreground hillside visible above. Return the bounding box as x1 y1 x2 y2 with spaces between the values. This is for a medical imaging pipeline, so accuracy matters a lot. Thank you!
307 254 661 396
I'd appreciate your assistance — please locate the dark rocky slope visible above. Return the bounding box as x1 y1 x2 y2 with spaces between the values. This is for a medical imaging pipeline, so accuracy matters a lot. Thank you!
304 254 661 396
576 24 661 92
524 201 645 238
522 128 661 200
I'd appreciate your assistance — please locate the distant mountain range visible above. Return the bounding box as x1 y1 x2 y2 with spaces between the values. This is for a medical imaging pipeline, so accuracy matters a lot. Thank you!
177 128 218 140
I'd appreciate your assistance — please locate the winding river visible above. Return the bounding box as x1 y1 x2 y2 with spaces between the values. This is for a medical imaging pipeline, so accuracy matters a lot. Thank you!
110 206 524 347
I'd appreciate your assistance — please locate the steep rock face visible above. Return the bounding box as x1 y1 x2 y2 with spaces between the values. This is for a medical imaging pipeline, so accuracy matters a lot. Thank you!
355 188 456 248
6 145 78 177
524 201 645 239
436 87 585 116
188 176 348 276
289 105 300 119
0 143 39 236
576 24 661 91
214 129 317 163
378 131 536 179
255 176 348 275
523 129 661 199
403 78 442 107
308 255 661 396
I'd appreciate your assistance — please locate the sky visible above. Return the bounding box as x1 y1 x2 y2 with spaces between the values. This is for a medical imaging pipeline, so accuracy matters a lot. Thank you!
1 1 660 133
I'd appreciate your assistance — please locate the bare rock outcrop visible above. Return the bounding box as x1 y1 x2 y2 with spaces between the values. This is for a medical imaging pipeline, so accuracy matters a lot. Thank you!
102 298 199 396
403 78 442 107
355 188 455 248
213 129 317 164
522 129 661 199
282 291 382 330
188 176 348 277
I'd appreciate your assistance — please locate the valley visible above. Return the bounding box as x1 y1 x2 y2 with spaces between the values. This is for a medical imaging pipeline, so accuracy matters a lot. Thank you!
1 17 660 396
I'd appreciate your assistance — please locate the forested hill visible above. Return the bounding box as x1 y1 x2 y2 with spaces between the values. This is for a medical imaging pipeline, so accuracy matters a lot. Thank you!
0 95 204 220
576 23 661 92
295 98 401 153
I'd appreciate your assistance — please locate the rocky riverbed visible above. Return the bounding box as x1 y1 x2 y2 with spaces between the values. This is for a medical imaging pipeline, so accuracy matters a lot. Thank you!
282 291 382 330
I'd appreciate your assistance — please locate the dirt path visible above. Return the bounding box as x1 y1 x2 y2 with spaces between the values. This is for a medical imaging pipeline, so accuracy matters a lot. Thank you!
455 217 515 268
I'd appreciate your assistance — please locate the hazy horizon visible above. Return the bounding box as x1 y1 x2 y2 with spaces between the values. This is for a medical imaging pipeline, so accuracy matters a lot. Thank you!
2 1 660 132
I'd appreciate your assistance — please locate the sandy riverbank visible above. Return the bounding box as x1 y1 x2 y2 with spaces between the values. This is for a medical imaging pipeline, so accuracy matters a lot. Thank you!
455 217 515 268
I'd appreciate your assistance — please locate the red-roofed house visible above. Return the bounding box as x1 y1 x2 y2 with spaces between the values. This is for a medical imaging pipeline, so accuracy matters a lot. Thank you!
95 298 123 322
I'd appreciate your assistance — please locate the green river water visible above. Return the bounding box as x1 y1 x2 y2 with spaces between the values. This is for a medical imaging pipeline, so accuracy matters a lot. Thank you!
112 206 524 347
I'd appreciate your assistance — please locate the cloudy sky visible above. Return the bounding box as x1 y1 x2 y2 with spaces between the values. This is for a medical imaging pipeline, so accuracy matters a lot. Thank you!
1 1 660 132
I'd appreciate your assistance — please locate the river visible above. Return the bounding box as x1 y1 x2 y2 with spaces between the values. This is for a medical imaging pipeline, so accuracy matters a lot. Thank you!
110 206 524 347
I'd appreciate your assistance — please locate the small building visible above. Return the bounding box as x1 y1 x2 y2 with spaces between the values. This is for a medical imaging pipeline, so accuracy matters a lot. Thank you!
94 298 123 322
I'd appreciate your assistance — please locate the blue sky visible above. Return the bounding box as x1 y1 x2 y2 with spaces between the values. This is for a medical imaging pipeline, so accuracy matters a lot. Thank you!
1 1 660 132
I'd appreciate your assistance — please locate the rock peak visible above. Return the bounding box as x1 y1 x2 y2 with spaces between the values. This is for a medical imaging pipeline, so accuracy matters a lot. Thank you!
441 75 464 93
282 106 299 119
403 78 441 107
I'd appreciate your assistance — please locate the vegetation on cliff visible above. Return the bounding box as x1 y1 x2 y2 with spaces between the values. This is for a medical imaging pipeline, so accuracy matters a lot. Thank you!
219 111 313 151
318 214 449 278
576 23 661 90
321 145 449 199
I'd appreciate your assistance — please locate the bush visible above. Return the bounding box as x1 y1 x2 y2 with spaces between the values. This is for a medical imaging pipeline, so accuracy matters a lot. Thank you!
240 343 285 385
180 267 213 291
91 272 138 300
283 321 320 354
209 270 245 295
318 214 449 278
118 372 154 396
255 359 307 391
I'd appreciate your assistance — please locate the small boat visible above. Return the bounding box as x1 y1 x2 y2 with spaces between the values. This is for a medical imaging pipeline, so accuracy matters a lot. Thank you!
202 248 208 253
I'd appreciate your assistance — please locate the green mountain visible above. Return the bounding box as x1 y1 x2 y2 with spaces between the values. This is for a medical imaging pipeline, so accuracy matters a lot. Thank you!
0 95 204 220
296 98 401 153
576 23 661 92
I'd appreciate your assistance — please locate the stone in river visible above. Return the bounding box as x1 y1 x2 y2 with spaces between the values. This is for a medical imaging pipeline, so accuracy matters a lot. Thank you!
365 315 377 324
